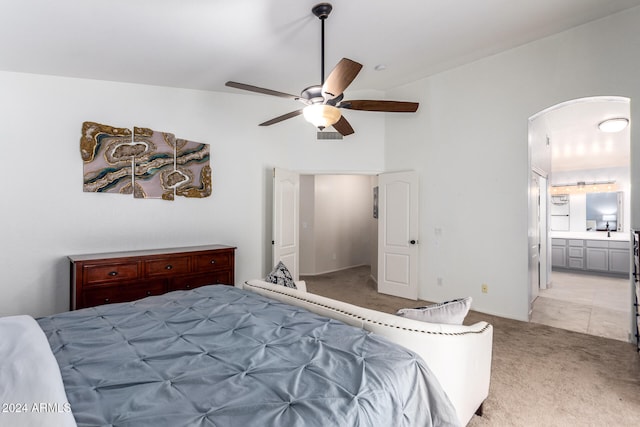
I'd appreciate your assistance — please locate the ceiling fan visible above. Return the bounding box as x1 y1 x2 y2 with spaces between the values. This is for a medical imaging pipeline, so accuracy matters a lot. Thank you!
225 2 419 137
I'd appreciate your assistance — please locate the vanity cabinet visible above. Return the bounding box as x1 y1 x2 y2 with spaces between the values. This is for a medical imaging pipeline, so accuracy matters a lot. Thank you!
567 240 585 269
69 244 236 310
551 239 567 268
585 245 609 272
552 238 629 276
609 241 631 274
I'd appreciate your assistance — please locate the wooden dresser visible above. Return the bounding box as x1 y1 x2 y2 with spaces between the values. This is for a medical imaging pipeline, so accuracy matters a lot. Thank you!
69 244 236 310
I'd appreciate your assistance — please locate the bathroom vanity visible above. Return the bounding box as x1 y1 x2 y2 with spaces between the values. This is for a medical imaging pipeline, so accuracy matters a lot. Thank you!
551 232 630 276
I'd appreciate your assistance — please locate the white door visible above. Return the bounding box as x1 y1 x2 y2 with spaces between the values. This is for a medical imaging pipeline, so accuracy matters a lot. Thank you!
529 172 541 310
539 175 549 290
273 168 300 280
377 171 419 299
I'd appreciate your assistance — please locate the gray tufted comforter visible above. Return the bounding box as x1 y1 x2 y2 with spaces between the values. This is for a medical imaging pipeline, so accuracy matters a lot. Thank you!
38 285 459 427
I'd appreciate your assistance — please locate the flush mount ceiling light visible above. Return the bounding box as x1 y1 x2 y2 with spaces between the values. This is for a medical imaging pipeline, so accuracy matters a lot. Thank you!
598 117 629 132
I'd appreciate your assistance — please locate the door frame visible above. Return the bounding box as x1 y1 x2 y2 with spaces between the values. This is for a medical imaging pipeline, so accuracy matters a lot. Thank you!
271 169 418 300
527 96 633 339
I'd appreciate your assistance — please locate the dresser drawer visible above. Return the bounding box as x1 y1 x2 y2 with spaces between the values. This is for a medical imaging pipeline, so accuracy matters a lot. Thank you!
82 280 165 308
169 271 233 291
144 256 191 277
194 252 232 272
83 262 139 285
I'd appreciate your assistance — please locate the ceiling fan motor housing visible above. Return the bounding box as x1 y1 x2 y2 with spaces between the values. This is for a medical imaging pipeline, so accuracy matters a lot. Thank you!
312 3 333 19
301 85 324 104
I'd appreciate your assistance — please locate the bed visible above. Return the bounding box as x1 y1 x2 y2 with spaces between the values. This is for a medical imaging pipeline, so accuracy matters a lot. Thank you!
2 284 472 427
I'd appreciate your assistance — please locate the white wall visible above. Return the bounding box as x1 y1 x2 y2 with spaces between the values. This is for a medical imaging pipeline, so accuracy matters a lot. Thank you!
4 8 640 323
0 71 385 317
299 175 376 275
384 8 640 321
299 175 316 274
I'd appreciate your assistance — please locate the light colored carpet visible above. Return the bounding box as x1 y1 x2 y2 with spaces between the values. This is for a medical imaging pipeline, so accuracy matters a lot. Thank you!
302 265 640 426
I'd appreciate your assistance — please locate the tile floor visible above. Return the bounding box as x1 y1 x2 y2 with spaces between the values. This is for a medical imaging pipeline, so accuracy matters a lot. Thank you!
530 270 632 341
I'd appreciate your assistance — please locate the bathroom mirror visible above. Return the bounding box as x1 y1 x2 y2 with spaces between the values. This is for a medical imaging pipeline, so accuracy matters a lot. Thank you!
586 192 622 232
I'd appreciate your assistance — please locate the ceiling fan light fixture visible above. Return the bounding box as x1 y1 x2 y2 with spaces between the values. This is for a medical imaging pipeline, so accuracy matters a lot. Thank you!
303 104 341 130
598 117 628 132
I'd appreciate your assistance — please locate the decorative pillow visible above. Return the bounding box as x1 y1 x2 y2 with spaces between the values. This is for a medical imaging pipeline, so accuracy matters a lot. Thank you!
265 261 297 289
396 297 472 325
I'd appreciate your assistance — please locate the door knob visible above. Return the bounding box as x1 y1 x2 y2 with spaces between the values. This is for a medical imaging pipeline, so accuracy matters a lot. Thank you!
409 240 417 245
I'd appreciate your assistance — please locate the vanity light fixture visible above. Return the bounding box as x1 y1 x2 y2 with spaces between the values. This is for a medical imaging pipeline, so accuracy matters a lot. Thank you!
598 117 629 133
551 180 617 195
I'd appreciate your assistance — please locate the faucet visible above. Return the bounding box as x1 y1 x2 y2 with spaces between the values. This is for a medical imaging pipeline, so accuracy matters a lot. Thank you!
606 221 610 238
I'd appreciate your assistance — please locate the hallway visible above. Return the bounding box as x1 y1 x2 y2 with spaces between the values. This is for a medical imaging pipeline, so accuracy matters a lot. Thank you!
531 270 631 341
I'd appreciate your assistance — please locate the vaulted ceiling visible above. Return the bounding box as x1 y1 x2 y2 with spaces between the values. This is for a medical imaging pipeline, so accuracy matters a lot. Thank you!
1 0 640 94
544 98 630 173
0 1 636 171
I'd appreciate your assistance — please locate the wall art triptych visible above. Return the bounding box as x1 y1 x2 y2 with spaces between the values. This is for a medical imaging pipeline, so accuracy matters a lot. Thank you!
80 122 211 200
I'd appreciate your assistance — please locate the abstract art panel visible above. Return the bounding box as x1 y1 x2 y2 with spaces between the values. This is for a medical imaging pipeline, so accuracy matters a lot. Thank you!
132 127 178 200
81 122 211 201
175 138 212 199
81 122 134 194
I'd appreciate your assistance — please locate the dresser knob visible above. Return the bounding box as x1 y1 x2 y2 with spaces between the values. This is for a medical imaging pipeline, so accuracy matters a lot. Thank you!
165 265 173 270
108 271 118 276
210 260 216 264
146 291 152 296
104 298 110 303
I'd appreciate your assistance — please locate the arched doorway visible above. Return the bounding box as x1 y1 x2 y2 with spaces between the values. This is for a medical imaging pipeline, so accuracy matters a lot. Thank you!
528 96 632 341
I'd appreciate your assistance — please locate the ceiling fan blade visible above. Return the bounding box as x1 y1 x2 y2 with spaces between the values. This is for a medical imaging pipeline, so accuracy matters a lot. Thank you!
259 110 304 126
339 100 419 113
332 116 355 136
322 58 363 100
226 81 299 100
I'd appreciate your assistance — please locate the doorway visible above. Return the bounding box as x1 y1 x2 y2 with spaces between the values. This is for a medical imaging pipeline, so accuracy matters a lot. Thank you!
528 96 632 341
298 174 378 278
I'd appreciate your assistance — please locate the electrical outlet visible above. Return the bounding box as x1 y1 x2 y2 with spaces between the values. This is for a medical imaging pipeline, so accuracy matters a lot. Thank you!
481 284 488 293
437 277 443 286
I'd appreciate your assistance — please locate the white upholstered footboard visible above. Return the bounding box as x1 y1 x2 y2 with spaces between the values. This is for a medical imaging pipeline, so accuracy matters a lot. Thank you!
243 280 492 426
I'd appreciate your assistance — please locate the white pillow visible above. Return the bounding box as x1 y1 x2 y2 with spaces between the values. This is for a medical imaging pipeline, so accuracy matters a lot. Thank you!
396 297 472 325
265 261 297 289
294 280 307 293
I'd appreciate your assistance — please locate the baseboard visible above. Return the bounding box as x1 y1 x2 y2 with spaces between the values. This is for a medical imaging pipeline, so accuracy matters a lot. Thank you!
300 264 369 277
